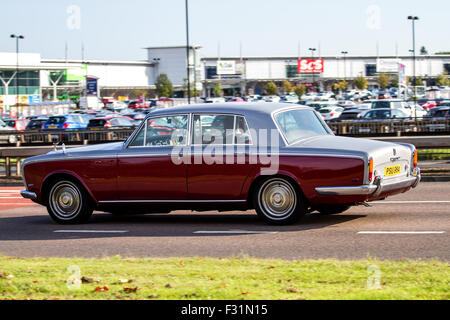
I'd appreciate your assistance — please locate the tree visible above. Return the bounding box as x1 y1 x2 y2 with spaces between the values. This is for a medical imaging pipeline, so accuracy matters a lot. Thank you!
437 74 450 86
134 89 148 99
391 75 399 88
377 74 390 89
353 75 368 90
183 78 200 98
294 85 306 99
333 80 348 92
213 82 223 97
264 81 278 95
414 76 424 86
420 46 428 55
155 73 173 97
282 81 293 94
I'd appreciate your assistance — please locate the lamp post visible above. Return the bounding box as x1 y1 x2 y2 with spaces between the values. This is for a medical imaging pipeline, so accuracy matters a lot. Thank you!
185 0 191 104
309 48 316 91
341 51 348 81
408 15 419 119
10 34 24 106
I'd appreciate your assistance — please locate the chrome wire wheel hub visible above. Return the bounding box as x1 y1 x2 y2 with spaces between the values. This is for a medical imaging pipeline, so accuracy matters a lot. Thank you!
260 179 296 219
50 182 81 219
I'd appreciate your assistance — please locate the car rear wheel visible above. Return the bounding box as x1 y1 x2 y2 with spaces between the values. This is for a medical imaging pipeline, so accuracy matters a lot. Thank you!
254 177 306 225
47 179 93 224
317 205 351 215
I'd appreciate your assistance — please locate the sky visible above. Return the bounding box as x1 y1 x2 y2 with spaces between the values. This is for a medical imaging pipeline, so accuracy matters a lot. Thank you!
0 0 449 61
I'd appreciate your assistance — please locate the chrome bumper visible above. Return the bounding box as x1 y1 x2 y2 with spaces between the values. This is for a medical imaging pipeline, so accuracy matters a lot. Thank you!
315 168 421 196
20 190 37 201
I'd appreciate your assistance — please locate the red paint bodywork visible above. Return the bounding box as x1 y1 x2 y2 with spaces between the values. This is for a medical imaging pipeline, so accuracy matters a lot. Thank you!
21 151 394 210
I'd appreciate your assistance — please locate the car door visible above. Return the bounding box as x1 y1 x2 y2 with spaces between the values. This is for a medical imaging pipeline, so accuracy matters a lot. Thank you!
187 113 253 200
117 114 189 200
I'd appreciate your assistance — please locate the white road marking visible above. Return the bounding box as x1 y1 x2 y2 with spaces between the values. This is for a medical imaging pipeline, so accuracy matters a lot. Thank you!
54 230 129 234
372 201 450 204
193 230 278 234
358 231 446 235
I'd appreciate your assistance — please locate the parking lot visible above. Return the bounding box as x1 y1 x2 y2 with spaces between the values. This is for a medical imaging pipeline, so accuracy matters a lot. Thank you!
0 182 448 261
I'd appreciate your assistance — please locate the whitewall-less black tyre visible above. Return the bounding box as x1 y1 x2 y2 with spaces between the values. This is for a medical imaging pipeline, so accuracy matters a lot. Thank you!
254 177 306 225
47 179 93 224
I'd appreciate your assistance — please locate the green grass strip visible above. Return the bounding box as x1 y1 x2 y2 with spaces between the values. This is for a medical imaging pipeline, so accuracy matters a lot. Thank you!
0 256 448 300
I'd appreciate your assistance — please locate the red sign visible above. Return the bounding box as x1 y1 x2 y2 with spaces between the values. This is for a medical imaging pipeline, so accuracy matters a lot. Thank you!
297 59 324 73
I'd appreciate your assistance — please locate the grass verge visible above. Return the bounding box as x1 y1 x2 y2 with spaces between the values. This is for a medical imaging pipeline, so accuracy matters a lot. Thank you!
0 256 448 300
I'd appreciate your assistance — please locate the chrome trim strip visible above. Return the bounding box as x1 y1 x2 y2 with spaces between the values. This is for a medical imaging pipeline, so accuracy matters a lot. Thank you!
118 153 170 158
316 175 420 196
315 185 377 196
20 190 37 201
98 199 247 204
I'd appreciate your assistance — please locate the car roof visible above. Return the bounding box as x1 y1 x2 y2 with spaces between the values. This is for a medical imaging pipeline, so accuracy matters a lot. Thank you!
147 103 312 119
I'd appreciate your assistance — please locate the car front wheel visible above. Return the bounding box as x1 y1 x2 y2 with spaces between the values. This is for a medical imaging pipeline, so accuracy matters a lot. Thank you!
254 177 306 225
47 179 93 224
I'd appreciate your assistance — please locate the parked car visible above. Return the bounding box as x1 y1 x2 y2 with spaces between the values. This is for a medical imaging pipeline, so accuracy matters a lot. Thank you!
351 108 411 134
370 99 417 118
280 95 299 104
25 117 49 131
318 106 344 121
87 116 137 129
424 107 450 132
20 103 420 225
43 115 88 130
330 108 366 122
264 96 281 103
105 101 128 112
4 119 29 131
0 119 17 144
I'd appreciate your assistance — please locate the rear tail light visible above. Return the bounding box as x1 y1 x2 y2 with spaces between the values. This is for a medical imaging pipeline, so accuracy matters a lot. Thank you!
413 150 418 169
330 113 334 117
368 158 374 182
105 121 112 128
63 123 70 129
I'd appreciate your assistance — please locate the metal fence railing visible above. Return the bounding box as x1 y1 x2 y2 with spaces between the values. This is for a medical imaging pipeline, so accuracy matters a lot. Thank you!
0 128 135 146
328 119 450 136
0 119 449 148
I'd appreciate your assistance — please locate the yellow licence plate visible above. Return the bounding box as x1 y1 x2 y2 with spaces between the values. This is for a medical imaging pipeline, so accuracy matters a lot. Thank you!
385 165 401 177
49 125 58 129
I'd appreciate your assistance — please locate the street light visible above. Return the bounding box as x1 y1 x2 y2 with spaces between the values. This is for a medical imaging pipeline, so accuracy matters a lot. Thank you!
309 48 316 91
341 51 348 81
185 0 191 104
408 15 419 119
10 34 25 106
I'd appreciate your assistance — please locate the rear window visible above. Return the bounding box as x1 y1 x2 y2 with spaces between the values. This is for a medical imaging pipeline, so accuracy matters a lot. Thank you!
48 117 66 124
372 101 391 109
5 120 15 127
88 119 107 127
340 113 359 119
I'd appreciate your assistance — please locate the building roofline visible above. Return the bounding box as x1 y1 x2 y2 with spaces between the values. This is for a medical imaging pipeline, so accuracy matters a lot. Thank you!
41 59 154 66
202 54 450 60
144 45 202 50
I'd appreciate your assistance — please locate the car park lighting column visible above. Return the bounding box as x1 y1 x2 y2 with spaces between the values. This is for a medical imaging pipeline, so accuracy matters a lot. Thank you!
10 34 25 107
408 15 419 119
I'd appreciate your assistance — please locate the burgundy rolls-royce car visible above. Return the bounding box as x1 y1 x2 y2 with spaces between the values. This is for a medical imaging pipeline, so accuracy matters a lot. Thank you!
20 104 420 225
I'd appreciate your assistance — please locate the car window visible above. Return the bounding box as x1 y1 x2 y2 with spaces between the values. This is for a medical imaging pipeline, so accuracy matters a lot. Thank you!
192 114 235 145
235 116 252 145
48 117 66 124
274 109 330 144
129 115 188 147
372 101 391 109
